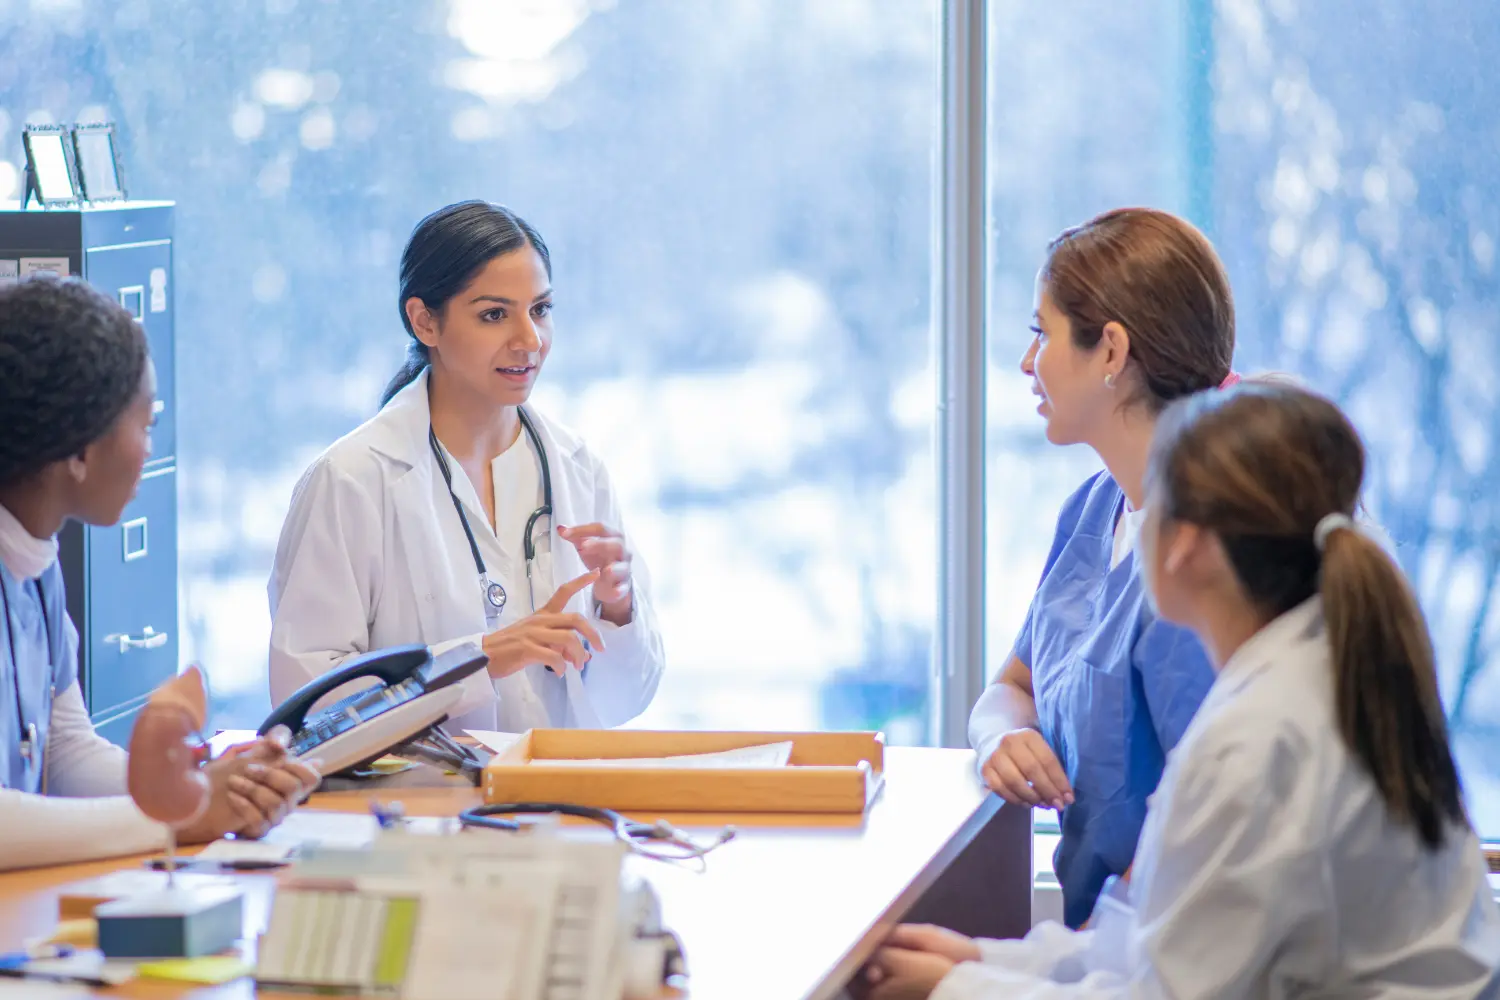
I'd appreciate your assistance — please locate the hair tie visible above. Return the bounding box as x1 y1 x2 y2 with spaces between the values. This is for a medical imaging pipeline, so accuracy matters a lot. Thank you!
1219 371 1242 390
1313 512 1356 552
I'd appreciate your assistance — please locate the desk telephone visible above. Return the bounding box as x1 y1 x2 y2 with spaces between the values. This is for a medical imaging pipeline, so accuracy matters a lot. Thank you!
259 643 489 781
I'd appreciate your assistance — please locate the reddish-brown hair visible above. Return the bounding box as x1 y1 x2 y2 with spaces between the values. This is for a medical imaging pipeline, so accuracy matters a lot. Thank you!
1042 208 1235 412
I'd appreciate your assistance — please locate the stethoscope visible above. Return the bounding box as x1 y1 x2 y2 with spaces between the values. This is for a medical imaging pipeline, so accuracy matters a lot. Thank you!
428 407 553 629
0 574 50 783
457 801 737 864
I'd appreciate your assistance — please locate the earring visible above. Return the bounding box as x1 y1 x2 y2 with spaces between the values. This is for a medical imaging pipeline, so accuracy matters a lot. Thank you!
1104 373 1116 388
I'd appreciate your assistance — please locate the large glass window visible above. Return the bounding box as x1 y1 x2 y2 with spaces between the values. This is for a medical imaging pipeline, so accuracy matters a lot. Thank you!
1213 0 1500 832
987 0 1500 835
2 1 939 743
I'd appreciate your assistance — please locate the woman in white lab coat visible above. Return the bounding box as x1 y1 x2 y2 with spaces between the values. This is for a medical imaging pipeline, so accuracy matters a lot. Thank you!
859 383 1500 999
269 202 664 732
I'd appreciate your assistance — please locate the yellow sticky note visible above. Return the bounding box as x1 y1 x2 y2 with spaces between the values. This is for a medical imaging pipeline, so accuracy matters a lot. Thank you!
368 755 414 774
135 955 251 984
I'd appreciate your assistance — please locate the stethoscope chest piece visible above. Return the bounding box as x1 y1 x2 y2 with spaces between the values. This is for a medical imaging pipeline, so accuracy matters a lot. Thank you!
485 580 508 612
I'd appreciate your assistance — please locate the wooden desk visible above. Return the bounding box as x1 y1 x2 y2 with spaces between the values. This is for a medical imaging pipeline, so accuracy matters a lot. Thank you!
0 747 1031 1000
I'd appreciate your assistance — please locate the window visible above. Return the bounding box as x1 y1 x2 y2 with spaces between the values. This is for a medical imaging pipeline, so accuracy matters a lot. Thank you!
1213 0 1500 834
987 0 1500 835
1 0 939 742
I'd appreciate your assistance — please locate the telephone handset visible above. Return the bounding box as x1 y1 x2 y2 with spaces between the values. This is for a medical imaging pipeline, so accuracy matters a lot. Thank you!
259 642 489 780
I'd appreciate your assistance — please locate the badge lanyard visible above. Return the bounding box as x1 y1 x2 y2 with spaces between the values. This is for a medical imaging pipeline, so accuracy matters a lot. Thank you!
428 409 553 629
0 574 50 782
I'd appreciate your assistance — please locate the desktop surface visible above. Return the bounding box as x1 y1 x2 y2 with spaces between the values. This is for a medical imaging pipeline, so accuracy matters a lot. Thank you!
0 746 1022 1000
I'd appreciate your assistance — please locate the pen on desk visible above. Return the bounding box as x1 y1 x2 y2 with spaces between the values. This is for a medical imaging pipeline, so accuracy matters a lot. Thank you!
0 944 74 968
146 857 289 872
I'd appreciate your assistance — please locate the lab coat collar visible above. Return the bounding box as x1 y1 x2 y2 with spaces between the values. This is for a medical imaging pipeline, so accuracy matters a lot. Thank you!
1207 597 1324 704
366 367 586 471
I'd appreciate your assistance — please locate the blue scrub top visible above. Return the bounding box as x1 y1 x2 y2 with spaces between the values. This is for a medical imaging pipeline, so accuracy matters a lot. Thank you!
1013 472 1215 928
0 561 77 794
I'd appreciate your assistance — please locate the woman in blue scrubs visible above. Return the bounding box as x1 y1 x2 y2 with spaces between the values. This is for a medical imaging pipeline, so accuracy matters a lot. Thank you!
0 276 317 870
969 208 1235 928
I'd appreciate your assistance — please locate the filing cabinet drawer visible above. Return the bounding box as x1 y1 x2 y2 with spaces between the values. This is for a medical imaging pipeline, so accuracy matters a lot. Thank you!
85 468 178 721
92 704 146 750
84 242 175 460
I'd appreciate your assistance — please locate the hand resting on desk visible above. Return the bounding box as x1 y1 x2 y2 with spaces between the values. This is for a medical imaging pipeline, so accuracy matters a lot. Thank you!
129 667 321 846
177 731 321 844
855 924 981 1000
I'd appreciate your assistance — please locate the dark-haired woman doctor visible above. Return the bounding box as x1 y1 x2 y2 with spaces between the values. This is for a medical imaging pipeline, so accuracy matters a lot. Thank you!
269 201 664 731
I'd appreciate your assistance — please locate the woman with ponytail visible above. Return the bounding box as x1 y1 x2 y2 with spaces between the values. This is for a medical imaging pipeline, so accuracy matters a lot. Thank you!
860 382 1499 999
268 202 664 732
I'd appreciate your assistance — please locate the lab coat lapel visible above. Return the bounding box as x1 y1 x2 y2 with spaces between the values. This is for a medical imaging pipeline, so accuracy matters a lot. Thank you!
522 405 590 614
372 373 488 643
523 407 606 728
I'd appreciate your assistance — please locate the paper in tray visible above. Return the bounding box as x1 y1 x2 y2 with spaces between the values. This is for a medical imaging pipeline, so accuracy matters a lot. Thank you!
482 729 884 814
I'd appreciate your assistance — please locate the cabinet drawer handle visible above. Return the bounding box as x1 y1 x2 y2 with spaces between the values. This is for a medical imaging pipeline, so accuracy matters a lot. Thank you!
118 285 145 322
104 626 169 654
122 517 148 562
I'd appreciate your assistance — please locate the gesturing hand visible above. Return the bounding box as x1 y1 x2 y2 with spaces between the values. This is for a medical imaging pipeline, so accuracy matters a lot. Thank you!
482 570 606 677
558 523 633 625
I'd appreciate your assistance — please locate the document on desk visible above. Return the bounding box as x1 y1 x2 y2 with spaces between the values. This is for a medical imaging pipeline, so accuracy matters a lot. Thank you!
395 839 625 1000
536 740 795 769
402 888 537 1000
289 833 628 1000
195 838 296 864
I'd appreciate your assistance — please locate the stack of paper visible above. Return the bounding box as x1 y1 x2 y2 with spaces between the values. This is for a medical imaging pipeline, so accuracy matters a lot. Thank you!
533 741 794 770
261 831 628 1000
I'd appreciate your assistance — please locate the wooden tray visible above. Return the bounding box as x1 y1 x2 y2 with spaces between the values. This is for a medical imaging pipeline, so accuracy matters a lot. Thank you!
481 729 885 814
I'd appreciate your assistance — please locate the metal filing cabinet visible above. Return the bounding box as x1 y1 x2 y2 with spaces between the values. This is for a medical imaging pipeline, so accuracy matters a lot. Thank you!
0 202 178 746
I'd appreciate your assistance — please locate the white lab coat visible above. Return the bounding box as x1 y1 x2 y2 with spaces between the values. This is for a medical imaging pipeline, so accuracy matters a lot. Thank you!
934 599 1500 1000
267 370 665 732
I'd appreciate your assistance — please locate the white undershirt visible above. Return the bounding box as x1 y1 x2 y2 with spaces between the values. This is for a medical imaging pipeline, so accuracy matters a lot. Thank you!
1112 504 1148 569
0 683 168 871
437 428 551 622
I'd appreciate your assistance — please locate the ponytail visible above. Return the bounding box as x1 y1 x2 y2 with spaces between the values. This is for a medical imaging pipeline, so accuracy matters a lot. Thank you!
1319 524 1467 849
380 340 429 408
1149 383 1470 853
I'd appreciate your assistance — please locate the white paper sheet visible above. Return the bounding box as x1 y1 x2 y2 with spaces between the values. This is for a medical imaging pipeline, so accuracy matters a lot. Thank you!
196 838 296 863
403 891 531 1000
465 729 524 755
533 740 794 769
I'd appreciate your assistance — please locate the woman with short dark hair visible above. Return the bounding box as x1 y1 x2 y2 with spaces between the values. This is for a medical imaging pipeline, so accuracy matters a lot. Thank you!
0 276 317 870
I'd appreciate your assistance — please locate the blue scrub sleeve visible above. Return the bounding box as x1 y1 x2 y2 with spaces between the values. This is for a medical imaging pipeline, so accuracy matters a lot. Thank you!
1008 473 1103 672
1010 600 1038 674
55 611 80 693
1132 616 1215 753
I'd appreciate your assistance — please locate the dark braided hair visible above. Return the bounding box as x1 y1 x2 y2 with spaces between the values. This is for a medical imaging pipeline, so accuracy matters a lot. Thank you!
0 276 148 486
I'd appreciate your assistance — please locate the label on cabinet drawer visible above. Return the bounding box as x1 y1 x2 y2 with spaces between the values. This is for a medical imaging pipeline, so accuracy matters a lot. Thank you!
0 259 17 286
149 267 167 312
20 257 68 277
